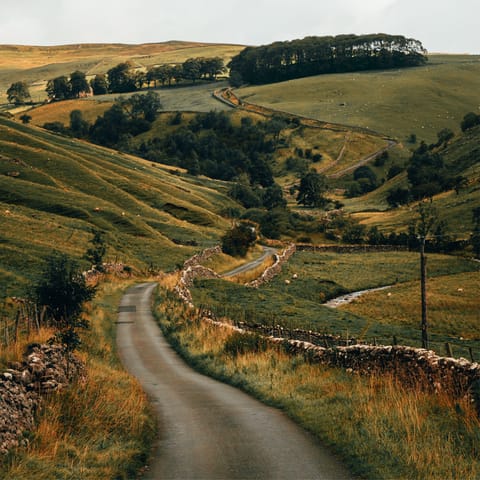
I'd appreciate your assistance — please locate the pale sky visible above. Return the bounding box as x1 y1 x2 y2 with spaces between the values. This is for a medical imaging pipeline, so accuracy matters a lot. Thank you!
1 0 478 54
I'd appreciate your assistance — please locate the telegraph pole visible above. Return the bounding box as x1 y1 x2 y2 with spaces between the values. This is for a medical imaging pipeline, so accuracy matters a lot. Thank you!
419 235 428 349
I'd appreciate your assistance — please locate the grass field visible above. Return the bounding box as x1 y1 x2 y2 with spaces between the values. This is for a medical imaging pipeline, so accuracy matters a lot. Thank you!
0 115 239 295
191 250 480 357
237 54 480 143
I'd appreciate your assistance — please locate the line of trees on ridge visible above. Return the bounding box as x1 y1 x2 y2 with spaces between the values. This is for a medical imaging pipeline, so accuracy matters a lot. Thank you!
228 34 427 85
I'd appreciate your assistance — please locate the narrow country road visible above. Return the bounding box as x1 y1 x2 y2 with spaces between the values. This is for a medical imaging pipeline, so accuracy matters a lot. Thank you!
221 246 277 278
116 283 353 480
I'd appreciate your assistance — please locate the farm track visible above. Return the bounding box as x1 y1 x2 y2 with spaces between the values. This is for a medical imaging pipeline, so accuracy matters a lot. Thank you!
116 283 352 480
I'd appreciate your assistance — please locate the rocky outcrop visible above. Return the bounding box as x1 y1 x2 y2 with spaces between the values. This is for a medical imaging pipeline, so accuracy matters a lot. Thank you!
0 344 85 455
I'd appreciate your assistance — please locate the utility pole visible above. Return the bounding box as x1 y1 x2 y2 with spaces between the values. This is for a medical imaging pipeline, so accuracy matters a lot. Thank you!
419 235 428 349
415 200 438 350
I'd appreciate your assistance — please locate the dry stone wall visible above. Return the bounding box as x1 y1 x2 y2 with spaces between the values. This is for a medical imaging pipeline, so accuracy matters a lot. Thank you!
296 244 408 253
174 246 222 306
173 245 480 408
0 344 85 455
245 244 296 288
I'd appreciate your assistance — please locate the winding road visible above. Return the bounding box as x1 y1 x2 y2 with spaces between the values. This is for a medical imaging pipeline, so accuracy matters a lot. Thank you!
116 283 352 480
221 246 277 278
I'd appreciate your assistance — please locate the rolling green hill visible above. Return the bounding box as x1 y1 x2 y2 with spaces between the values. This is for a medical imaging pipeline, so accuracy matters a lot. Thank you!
236 54 480 144
344 125 480 234
0 115 239 296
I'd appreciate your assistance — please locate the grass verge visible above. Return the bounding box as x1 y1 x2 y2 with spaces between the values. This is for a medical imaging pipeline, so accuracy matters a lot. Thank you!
153 286 480 479
0 278 156 480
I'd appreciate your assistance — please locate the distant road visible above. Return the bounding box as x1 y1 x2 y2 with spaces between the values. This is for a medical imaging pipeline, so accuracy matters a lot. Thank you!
221 246 277 278
116 283 352 480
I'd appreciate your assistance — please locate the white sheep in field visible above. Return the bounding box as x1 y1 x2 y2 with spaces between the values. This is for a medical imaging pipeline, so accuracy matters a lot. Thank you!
285 279 291 285
292 273 298 279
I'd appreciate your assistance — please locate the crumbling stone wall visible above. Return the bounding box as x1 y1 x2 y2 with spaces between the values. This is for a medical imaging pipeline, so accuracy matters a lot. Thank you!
0 344 85 455
246 244 296 288
174 246 222 306
202 316 480 402
296 244 408 253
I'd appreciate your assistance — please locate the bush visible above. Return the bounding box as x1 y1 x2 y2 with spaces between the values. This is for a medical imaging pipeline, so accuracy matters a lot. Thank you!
221 221 257 257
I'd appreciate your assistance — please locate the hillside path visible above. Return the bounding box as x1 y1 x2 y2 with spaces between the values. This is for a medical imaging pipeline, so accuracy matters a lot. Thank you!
116 283 352 480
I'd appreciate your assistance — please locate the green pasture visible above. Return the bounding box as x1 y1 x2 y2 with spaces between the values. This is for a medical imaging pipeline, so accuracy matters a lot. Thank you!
191 250 479 357
0 116 238 293
237 54 480 143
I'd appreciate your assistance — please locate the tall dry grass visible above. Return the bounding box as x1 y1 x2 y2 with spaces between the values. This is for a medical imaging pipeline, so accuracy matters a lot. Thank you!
154 290 480 480
0 279 156 480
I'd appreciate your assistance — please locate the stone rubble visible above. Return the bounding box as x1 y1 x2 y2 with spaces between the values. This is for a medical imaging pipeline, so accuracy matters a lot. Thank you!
0 344 85 455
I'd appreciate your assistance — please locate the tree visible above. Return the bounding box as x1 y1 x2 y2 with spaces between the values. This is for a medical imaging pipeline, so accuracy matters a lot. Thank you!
436 128 454 146
46 76 71 101
386 187 411 207
7 81 31 105
460 112 480 132
34 252 95 353
20 114 32 124
262 184 286 210
296 172 328 207
69 109 90 138
221 221 257 257
90 74 109 95
471 207 480 258
70 70 90 98
84 230 107 270
107 62 137 93
182 58 201 83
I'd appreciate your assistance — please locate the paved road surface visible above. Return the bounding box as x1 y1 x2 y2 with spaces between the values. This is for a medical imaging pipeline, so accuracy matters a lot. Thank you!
221 246 277 278
116 283 353 480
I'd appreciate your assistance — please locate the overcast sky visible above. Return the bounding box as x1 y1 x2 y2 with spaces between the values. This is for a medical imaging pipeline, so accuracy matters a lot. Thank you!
1 0 478 54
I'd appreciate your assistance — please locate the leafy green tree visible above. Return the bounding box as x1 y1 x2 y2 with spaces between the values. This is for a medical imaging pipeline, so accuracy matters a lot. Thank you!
107 62 137 93
386 187 411 207
471 207 480 258
262 184 286 210
221 221 257 257
69 109 90 138
84 230 107 270
7 81 31 104
34 253 95 353
46 76 71 100
90 74 109 95
182 58 201 83
436 128 454 146
70 70 90 98
342 222 366 244
20 114 32 124
296 171 328 207
460 112 480 132
201 57 226 79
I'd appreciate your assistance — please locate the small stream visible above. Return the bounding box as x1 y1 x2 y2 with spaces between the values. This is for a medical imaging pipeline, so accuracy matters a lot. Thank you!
324 285 392 308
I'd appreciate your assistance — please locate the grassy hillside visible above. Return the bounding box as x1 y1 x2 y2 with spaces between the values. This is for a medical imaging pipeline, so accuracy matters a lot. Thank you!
0 115 239 296
0 41 245 104
343 125 480 234
236 54 480 143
